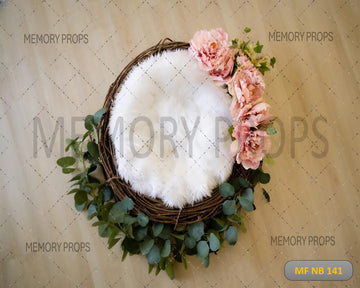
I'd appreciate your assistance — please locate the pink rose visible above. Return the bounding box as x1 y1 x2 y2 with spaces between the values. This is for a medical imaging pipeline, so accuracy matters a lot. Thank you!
232 124 270 170
189 28 234 82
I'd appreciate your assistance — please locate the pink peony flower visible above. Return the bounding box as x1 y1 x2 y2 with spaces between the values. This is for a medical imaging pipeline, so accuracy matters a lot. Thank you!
189 28 234 82
228 64 265 117
232 124 271 170
241 102 271 127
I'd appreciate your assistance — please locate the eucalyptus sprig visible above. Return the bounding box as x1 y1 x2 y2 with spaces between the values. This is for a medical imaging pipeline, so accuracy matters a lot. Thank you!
56 108 271 279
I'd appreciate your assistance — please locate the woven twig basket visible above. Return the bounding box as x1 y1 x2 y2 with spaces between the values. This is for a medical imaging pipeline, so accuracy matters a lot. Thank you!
98 39 248 226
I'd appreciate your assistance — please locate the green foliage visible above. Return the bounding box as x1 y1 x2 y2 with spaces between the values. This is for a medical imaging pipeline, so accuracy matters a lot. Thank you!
219 183 235 197
209 233 220 251
254 41 263 53
140 237 154 255
94 108 105 125
188 221 204 241
57 108 272 279
184 234 196 249
259 171 271 184
146 245 161 265
137 213 149 227
238 188 254 212
225 226 238 245
223 200 237 215
57 156 76 167
231 28 276 75
270 57 276 68
196 241 209 259
87 141 99 159
152 222 164 237
161 240 171 258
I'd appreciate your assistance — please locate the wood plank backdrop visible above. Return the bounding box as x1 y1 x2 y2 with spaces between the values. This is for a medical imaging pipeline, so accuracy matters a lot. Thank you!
0 0 359 287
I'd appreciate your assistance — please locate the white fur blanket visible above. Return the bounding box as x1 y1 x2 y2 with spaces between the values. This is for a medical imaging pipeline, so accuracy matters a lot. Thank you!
109 49 234 208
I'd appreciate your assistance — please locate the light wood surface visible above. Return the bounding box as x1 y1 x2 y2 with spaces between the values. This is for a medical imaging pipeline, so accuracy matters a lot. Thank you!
1 0 359 287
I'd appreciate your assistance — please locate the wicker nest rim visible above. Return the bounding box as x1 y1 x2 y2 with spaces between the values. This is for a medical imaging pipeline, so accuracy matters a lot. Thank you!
98 38 247 226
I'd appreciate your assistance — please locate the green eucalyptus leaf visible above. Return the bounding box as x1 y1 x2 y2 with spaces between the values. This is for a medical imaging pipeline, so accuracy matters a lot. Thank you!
74 190 87 205
209 233 220 252
225 226 238 245
108 202 125 223
122 237 140 254
134 226 148 241
232 177 250 190
161 239 171 258
238 196 254 212
57 156 76 168
98 223 111 238
222 200 237 215
87 203 97 219
137 213 149 227
158 224 172 240
87 141 99 159
102 186 112 202
152 222 164 237
196 241 209 259
146 245 161 265
85 115 95 131
94 108 105 125
75 201 86 212
119 197 134 211
188 221 204 241
201 255 210 268
219 183 235 197
242 188 254 202
238 188 254 212
140 237 154 255
184 234 196 249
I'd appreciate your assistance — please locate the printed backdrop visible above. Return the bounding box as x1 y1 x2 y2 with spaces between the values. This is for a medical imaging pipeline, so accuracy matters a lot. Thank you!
1 0 359 287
